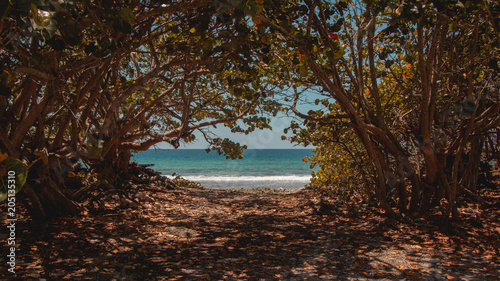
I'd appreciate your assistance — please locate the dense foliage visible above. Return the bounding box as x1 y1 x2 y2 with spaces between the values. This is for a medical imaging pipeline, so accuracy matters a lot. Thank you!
267 0 500 218
0 0 279 216
1 0 498 219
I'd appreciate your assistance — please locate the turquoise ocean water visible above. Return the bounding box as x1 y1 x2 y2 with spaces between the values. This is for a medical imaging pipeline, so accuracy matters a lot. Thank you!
132 149 316 189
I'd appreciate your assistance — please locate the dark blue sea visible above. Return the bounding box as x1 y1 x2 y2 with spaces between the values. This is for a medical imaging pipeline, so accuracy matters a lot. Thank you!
132 149 316 189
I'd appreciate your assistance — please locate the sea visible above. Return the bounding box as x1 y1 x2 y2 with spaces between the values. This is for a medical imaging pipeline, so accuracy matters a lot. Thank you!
131 149 316 189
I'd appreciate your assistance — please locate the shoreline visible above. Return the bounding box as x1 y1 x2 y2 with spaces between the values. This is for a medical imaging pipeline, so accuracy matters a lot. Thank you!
193 185 307 194
166 174 313 191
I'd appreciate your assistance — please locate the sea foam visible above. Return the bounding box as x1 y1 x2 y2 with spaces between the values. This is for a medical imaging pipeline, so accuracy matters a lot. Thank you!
167 175 311 182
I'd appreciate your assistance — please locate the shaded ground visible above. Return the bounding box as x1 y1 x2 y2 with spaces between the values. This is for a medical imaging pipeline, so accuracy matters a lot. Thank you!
1 186 499 280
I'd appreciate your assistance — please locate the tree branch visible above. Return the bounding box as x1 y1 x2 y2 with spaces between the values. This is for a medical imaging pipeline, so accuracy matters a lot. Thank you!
15 67 55 81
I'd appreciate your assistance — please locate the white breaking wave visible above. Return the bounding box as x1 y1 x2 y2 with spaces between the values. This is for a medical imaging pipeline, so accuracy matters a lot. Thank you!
165 175 311 182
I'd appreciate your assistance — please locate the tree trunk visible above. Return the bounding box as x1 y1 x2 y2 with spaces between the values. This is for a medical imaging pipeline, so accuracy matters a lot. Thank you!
354 125 395 216
463 137 483 191
22 181 82 218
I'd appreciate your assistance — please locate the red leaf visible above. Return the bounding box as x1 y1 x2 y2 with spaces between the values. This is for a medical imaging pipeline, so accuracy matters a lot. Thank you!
328 33 340 40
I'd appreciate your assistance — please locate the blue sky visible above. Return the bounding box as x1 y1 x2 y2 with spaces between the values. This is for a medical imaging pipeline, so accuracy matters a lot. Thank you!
156 112 308 149
154 90 328 150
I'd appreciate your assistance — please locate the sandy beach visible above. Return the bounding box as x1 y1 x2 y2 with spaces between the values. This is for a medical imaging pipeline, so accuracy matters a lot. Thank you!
2 184 499 280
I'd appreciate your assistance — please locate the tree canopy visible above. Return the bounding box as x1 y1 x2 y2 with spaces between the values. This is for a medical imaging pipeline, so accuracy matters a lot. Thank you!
1 0 499 219
267 0 500 218
0 0 279 216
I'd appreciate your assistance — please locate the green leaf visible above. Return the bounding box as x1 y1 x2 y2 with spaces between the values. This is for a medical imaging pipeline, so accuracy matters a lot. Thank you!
119 7 134 24
0 158 28 202
114 19 132 34
299 64 308 78
30 3 38 21
448 23 458 32
462 101 477 117
0 69 12 85
237 1 263 16
384 59 394 69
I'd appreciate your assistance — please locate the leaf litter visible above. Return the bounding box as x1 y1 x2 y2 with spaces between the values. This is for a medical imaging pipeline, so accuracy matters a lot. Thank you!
1 185 499 280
